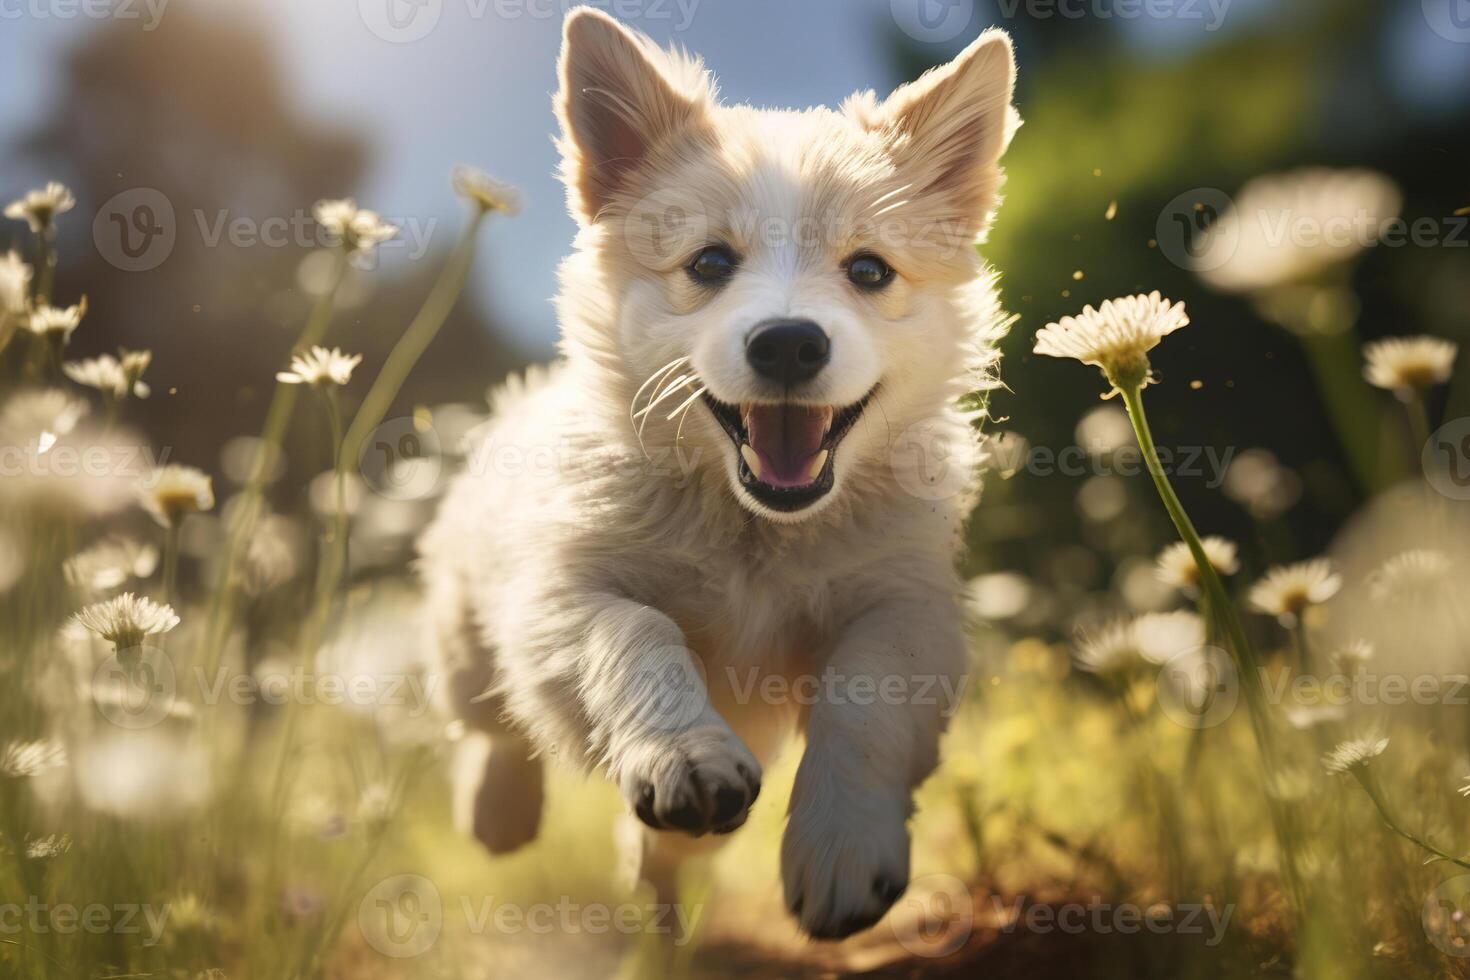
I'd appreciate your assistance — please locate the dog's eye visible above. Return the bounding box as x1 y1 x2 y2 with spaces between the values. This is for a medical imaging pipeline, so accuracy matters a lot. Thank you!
688 246 738 285
846 253 894 290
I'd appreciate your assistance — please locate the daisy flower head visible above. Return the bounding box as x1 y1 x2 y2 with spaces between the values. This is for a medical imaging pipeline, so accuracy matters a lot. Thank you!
1249 559 1341 623
1321 734 1389 776
64 348 153 401
0 388 89 443
1368 548 1453 603
276 346 362 388
0 250 31 325
25 299 87 343
1155 536 1240 591
1132 610 1206 665
1331 639 1374 672
1034 292 1189 392
1197 169 1402 295
72 592 179 652
65 535 159 594
1073 619 1145 677
5 181 76 236
1362 336 1457 396
139 464 214 528
0 739 67 779
452 165 524 216
313 199 397 258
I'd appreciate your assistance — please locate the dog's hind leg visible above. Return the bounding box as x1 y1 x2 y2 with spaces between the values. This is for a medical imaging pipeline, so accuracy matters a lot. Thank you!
453 732 544 855
427 569 544 855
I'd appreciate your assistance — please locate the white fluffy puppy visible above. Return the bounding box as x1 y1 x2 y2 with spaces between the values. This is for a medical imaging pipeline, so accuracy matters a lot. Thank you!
420 8 1018 940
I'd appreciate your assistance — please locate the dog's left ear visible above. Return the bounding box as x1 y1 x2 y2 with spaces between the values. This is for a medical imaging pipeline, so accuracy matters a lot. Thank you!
555 8 711 224
870 29 1019 230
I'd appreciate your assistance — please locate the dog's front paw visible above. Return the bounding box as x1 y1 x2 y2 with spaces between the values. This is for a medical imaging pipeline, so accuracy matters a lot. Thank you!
617 726 762 836
782 793 910 940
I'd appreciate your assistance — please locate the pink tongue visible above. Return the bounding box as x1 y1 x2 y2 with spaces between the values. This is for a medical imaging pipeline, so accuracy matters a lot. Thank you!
745 404 828 488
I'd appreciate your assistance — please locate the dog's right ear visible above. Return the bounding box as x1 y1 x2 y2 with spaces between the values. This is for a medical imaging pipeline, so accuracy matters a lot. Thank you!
555 9 710 225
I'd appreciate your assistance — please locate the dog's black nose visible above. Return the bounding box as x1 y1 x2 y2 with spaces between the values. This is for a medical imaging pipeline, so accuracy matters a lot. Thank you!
745 319 830 386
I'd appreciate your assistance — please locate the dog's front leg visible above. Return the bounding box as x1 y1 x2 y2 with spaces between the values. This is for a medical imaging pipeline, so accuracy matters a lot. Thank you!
536 596 762 837
781 594 966 939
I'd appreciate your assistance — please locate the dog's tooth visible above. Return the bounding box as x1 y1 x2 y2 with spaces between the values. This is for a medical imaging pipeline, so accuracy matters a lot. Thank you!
806 449 829 482
740 444 762 478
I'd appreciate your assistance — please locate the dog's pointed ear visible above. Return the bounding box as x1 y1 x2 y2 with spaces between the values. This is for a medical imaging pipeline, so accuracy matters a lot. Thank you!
871 29 1019 229
555 8 710 224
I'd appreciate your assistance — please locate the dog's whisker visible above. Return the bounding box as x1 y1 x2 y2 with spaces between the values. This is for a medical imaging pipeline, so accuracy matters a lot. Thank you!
633 373 697 420
673 386 708 444
631 356 688 415
664 386 707 422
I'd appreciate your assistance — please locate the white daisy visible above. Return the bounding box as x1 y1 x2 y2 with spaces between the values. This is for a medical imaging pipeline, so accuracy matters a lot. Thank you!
71 592 179 651
1034 292 1189 390
1331 639 1374 672
313 199 397 257
452 165 524 215
139 464 215 528
26 835 72 859
1133 610 1206 664
0 388 89 442
1363 336 1457 395
25 300 86 343
1155 536 1240 590
1198 169 1402 294
0 739 67 778
276 346 362 387
1321 735 1389 775
0 250 31 346
1249 559 1342 621
64 348 153 400
1073 620 1144 676
65 536 160 594
4 181 76 235
1368 548 1453 603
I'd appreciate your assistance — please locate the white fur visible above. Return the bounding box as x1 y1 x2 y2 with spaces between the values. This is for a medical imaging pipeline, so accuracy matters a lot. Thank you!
420 9 1018 940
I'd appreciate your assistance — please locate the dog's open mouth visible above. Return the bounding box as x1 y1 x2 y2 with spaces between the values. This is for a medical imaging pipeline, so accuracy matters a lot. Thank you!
702 391 873 512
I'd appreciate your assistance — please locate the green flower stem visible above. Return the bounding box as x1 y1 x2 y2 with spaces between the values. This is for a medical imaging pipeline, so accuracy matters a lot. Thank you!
1354 770 1470 870
338 209 488 475
1118 380 1304 907
34 233 55 307
1404 391 1431 460
298 387 349 662
1300 329 1394 494
201 249 350 673
161 522 181 610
